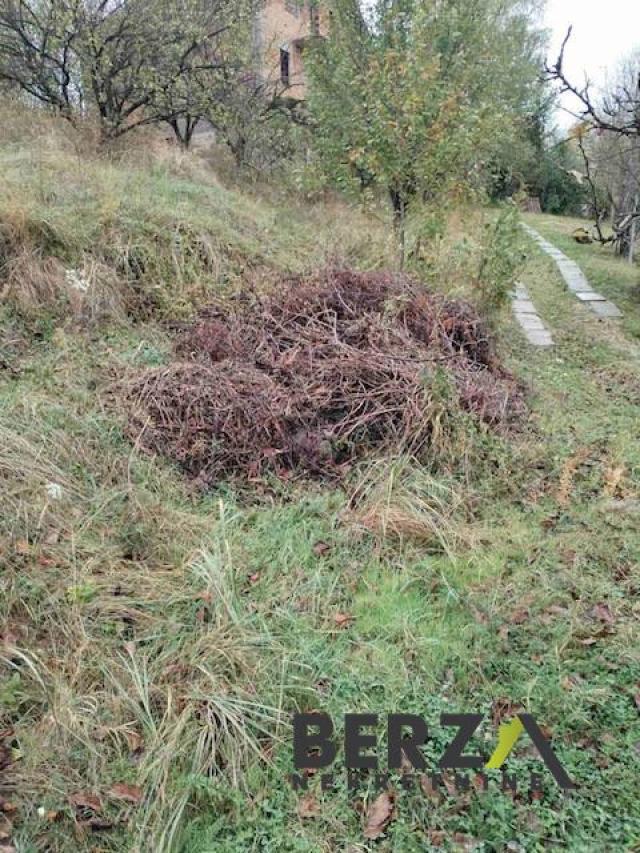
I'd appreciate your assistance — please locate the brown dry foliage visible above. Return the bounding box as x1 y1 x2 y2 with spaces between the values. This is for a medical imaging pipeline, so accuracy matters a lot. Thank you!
120 268 525 485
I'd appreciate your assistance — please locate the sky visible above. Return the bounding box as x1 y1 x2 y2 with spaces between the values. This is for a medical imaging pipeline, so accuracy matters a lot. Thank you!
544 0 640 127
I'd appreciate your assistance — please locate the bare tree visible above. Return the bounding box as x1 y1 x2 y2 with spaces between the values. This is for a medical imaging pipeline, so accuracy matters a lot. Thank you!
0 0 81 117
546 30 640 260
0 0 251 142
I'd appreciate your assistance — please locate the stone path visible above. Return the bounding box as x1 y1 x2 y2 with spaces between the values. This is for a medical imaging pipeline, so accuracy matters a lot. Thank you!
521 223 623 319
511 282 553 347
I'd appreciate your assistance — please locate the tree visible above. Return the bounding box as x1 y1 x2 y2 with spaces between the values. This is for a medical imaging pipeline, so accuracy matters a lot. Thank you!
0 0 253 143
0 0 80 117
546 31 640 260
306 0 545 266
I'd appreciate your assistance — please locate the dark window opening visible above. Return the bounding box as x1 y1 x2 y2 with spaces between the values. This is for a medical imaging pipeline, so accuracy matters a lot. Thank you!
280 48 290 86
310 4 320 36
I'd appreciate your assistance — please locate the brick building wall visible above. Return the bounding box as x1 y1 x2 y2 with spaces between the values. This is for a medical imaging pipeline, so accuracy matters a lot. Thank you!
254 1 328 99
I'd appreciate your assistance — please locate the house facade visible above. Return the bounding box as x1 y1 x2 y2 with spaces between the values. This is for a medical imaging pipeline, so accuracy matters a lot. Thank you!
254 1 328 99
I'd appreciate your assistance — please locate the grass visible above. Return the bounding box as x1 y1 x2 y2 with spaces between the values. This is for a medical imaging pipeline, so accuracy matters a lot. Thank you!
523 211 640 340
1 119 639 851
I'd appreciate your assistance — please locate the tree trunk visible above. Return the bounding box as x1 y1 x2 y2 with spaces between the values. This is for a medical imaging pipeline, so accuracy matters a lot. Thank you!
389 187 407 270
629 193 639 265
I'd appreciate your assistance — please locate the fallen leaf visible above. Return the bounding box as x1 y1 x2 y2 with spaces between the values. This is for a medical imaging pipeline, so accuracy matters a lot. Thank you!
45 810 61 822
363 791 395 840
546 604 569 616
14 540 29 555
69 792 102 813
107 783 143 804
453 832 481 851
510 608 529 625
590 603 615 625
297 794 320 819
334 612 354 628
125 730 144 755
313 541 331 557
603 464 625 498
419 774 440 799
81 818 114 832
491 698 523 726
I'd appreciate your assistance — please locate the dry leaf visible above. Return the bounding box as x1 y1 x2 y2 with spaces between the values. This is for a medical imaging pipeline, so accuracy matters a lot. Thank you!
107 783 143 804
491 698 523 726
546 604 569 616
603 464 625 498
419 774 440 799
297 794 320 819
363 791 395 840
453 832 481 851
313 541 331 557
69 792 102 813
590 603 614 625
14 540 29 556
510 608 529 625
81 818 114 832
125 730 144 755
334 612 354 628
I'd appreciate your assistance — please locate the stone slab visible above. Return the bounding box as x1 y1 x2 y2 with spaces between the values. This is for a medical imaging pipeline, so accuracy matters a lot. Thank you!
521 223 623 319
575 291 606 302
512 299 537 314
589 300 623 319
525 330 554 346
517 314 546 331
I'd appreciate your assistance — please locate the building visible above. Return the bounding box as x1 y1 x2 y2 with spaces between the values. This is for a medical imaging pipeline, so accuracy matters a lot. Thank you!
254 1 328 99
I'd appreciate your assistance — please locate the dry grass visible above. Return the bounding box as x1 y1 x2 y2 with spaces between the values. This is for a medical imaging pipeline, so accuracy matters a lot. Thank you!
347 457 465 554
0 400 291 850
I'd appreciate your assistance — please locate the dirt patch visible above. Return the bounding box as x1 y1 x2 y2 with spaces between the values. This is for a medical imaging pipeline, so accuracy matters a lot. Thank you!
120 268 525 485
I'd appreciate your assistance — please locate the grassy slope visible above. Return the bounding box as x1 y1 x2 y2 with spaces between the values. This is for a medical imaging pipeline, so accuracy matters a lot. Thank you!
1 132 639 852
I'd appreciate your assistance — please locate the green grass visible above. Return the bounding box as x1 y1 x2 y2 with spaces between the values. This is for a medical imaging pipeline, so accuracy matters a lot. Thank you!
1 126 639 851
523 211 640 340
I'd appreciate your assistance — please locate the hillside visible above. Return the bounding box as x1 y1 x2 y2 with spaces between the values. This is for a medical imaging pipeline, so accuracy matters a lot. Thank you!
1 121 639 852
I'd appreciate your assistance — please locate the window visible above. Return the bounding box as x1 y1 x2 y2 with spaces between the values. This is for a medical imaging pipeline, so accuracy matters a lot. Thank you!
310 3 320 35
280 48 290 86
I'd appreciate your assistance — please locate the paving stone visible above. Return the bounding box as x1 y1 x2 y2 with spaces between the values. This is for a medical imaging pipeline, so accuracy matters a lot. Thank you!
589 300 623 319
510 279 553 346
525 330 554 346
517 314 545 331
521 224 622 319
575 291 606 302
512 299 537 313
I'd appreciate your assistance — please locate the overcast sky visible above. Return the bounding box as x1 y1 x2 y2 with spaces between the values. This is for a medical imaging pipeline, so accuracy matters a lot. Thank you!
544 0 640 126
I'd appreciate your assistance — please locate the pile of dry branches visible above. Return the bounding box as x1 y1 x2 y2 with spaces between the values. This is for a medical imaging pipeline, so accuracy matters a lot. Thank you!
120 269 524 485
